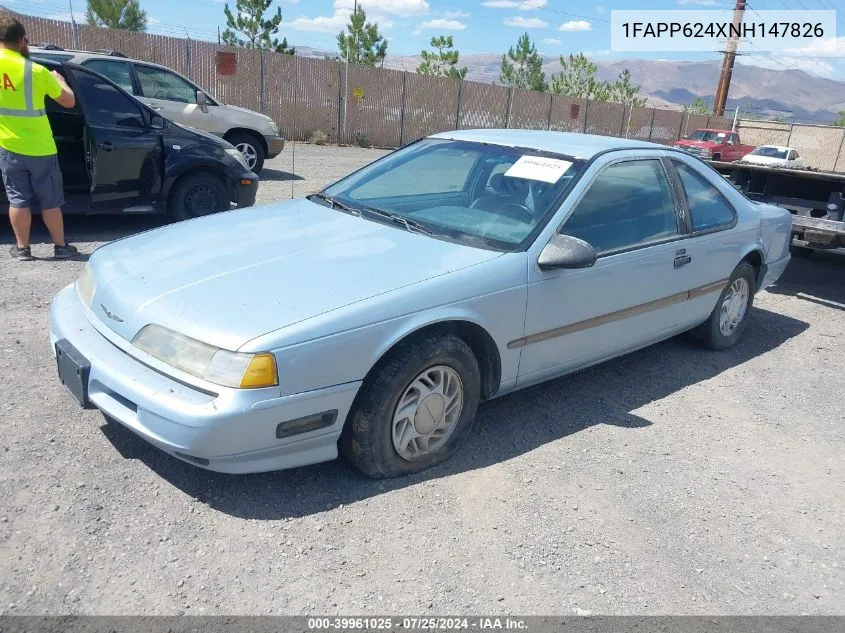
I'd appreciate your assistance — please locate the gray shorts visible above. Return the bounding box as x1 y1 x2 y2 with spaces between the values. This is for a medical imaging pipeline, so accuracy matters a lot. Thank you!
0 148 65 210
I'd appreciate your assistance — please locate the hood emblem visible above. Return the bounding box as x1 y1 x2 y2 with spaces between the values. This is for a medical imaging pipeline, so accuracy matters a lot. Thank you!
100 303 124 323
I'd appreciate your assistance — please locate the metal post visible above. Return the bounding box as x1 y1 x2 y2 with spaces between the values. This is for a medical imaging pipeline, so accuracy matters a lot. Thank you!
582 100 589 134
786 122 794 146
398 72 408 147
678 112 687 140
337 64 345 144
259 49 265 114
647 108 656 142
834 128 845 172
455 80 463 130
732 106 740 131
505 86 513 128
186 38 192 81
342 0 357 143
546 94 553 131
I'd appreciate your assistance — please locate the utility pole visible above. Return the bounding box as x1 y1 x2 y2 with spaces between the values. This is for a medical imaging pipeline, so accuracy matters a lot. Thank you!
713 0 746 116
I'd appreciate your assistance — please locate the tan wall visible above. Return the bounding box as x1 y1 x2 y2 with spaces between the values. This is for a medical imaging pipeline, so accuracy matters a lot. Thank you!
13 10 845 170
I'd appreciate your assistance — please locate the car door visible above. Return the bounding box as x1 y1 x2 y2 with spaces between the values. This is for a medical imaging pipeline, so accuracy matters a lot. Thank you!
133 63 215 133
516 154 701 387
66 66 164 213
664 156 748 318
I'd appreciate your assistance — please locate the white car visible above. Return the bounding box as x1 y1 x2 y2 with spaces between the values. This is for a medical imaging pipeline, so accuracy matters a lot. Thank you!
741 146 804 168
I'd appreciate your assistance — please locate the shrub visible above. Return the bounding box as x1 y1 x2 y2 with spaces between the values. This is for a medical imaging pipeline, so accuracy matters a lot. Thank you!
354 132 370 148
308 129 329 145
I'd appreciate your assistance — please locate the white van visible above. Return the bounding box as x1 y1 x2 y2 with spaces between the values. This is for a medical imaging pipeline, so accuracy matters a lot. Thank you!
31 46 284 173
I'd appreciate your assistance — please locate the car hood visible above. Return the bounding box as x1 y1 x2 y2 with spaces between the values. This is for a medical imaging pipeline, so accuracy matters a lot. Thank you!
170 121 232 147
87 200 502 351
674 140 715 149
741 155 789 166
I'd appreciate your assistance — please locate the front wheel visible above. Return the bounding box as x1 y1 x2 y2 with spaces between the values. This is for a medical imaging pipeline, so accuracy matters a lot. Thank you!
340 333 481 478
690 261 756 350
169 173 230 221
228 133 266 174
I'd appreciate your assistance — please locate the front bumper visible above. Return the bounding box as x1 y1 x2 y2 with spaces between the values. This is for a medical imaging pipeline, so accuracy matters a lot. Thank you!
232 170 259 208
265 135 285 159
49 285 361 474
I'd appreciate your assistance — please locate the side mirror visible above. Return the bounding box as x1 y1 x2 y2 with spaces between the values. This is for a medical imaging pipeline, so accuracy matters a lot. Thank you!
537 234 597 271
197 91 208 113
150 114 165 130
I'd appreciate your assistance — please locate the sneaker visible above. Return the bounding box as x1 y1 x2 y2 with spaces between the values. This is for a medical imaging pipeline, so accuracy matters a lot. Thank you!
9 245 34 261
53 243 80 260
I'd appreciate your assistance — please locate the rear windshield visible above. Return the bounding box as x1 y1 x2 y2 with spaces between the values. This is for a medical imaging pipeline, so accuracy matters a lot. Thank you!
751 147 789 159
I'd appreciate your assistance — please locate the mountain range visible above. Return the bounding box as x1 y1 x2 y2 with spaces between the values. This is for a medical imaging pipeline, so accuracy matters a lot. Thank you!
294 46 845 124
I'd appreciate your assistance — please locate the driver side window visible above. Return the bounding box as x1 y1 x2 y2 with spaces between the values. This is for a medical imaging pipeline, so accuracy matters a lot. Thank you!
135 64 198 104
561 159 679 255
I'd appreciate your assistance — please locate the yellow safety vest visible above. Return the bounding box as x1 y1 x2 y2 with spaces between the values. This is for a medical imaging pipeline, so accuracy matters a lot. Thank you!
0 48 61 156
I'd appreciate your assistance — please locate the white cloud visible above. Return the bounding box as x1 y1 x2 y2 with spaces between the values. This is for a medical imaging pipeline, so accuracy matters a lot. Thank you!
286 0 407 33
419 19 466 30
559 20 591 32
677 0 717 5
504 16 548 28
285 14 349 32
739 36 845 80
443 10 470 19
596 5 606 13
334 0 429 16
543 38 562 46
482 0 548 10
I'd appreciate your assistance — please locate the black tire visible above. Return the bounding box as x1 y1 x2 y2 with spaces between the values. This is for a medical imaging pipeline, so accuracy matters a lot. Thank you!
690 261 756 351
340 333 481 478
169 173 230 222
712 153 721 161
790 243 814 258
227 132 265 174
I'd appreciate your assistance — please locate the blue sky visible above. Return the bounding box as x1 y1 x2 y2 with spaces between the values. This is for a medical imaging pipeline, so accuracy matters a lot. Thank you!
18 0 845 79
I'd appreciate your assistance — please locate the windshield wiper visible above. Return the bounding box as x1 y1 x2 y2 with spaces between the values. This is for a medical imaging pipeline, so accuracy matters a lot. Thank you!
308 193 361 216
360 206 433 235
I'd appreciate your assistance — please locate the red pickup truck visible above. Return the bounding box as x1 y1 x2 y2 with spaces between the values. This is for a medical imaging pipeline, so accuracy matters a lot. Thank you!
673 129 755 162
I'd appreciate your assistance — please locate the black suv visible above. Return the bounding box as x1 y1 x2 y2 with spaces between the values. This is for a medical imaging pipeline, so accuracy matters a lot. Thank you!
1 59 258 220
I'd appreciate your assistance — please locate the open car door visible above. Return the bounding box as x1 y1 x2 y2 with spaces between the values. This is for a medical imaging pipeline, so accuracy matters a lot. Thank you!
64 64 164 214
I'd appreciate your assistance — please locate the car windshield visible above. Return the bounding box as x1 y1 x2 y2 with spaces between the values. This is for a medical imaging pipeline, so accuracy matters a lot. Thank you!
30 51 73 63
751 147 789 159
688 130 726 142
319 139 585 251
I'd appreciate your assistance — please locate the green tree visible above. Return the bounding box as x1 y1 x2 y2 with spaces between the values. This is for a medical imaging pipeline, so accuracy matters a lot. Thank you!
549 53 605 99
337 7 387 67
832 111 845 126
684 96 710 115
222 0 293 54
86 0 147 31
608 69 647 107
499 32 547 92
417 35 467 79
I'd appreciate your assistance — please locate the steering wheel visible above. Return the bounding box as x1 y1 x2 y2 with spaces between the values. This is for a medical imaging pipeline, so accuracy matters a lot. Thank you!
470 196 535 224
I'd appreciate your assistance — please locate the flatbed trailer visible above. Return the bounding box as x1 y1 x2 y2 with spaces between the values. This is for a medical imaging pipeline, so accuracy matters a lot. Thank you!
708 159 845 256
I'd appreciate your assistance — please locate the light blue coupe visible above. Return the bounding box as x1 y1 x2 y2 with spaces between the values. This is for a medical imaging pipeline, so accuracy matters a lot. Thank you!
50 130 792 477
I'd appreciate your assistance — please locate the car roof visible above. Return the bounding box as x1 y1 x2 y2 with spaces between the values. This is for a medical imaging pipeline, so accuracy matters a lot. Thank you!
757 145 793 151
31 47 168 69
429 129 666 160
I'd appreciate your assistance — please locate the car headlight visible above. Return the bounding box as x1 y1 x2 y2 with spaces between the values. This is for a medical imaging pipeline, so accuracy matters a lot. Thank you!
132 324 278 389
225 147 250 171
76 263 95 309
268 120 280 135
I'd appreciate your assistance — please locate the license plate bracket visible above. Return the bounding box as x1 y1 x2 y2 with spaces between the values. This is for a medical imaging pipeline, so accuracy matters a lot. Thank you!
56 339 91 408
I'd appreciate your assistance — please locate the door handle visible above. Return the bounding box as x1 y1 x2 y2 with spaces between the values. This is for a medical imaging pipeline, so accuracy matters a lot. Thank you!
98 141 114 151
674 255 692 268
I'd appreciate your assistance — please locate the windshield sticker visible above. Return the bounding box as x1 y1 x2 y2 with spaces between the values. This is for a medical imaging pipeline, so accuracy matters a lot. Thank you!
505 156 573 183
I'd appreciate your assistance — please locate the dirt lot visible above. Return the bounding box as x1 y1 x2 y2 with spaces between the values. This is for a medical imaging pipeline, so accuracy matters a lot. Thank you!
0 145 843 615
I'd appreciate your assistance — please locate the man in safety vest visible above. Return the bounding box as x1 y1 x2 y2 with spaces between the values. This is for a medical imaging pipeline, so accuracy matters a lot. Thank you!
0 16 77 261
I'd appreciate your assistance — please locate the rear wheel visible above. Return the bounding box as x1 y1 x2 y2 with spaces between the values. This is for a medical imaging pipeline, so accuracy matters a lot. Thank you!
169 173 230 222
340 333 481 478
228 132 265 174
690 261 756 350
712 153 722 161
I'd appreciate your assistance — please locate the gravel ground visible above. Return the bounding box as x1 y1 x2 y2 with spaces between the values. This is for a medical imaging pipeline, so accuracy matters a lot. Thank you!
0 144 843 615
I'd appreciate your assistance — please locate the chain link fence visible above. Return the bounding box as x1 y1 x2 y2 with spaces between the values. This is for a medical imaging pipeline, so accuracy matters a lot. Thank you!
11 9 845 170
